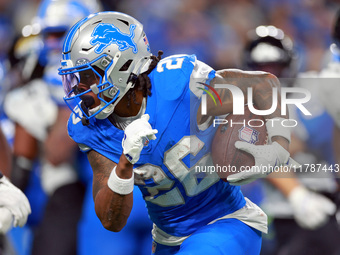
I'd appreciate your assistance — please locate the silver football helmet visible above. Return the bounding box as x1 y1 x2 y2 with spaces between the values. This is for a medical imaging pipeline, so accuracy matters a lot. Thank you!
32 0 98 35
59 11 152 123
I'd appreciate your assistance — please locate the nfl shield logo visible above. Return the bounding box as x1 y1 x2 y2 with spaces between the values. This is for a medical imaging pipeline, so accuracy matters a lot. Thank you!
238 126 259 144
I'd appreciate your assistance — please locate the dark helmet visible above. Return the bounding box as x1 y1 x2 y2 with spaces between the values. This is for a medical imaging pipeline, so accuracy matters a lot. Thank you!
333 9 340 49
330 9 340 60
242 25 297 79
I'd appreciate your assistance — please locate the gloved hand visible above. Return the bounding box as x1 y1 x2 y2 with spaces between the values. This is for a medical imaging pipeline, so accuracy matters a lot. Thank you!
0 176 31 228
0 207 13 234
288 186 336 229
122 114 158 164
227 141 300 185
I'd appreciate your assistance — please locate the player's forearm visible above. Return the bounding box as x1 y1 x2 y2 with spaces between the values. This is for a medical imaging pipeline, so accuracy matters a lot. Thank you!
251 74 292 151
94 184 133 232
11 124 39 190
213 70 289 148
211 70 285 118
252 73 286 118
0 126 12 177
44 108 77 165
89 151 133 232
267 174 300 197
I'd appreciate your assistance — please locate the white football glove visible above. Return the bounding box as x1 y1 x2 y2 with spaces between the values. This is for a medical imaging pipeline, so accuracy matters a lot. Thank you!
122 114 158 164
0 207 13 234
227 141 300 185
0 176 31 227
288 186 336 230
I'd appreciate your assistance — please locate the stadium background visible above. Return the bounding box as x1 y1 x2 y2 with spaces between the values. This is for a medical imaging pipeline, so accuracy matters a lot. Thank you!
3 0 338 71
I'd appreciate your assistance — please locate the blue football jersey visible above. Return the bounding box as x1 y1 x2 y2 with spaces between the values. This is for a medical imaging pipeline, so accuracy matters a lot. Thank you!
68 54 245 237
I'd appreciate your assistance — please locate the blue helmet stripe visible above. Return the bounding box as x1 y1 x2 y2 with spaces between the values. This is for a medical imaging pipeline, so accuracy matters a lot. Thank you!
62 13 99 60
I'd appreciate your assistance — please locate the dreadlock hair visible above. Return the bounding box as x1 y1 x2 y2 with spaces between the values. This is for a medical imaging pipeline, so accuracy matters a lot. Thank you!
125 50 163 107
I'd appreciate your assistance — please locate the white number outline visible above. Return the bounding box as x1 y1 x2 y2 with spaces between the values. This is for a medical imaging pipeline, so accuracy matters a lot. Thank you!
72 106 83 125
136 136 219 207
157 57 185 73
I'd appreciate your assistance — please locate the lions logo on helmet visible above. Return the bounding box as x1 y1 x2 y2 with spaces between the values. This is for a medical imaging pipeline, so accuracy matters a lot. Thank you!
90 23 138 54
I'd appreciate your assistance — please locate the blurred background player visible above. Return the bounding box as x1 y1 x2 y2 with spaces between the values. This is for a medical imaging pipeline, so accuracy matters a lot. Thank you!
0 124 31 254
318 8 340 239
320 8 340 169
4 0 93 254
241 25 340 255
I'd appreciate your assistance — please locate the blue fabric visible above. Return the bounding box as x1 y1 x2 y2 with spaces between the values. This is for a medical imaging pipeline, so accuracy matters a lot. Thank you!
152 218 262 255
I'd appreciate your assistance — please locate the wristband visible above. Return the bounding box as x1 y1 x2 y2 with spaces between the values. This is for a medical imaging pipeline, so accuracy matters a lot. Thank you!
15 156 34 171
266 118 291 144
107 166 134 195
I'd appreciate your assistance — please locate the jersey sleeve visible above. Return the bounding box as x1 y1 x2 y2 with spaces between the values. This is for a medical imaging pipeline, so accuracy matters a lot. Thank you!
153 54 215 99
67 107 123 164
189 59 216 98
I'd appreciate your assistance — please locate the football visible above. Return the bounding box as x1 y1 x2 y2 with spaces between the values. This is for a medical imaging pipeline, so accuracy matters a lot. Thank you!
211 108 267 181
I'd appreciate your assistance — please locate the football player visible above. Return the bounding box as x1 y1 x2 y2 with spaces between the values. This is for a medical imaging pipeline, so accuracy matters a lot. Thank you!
242 25 339 255
59 11 298 255
4 0 93 254
0 125 31 235
319 9 340 242
320 8 340 168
